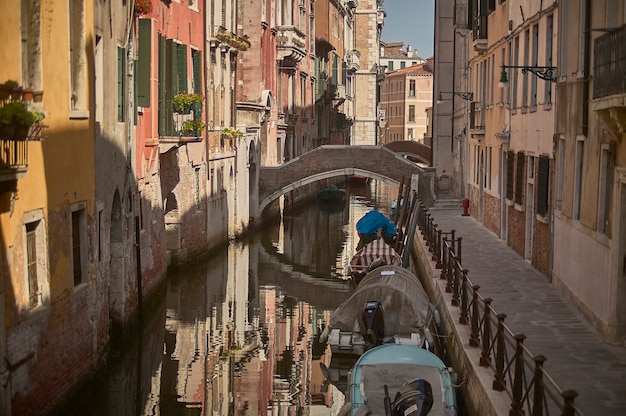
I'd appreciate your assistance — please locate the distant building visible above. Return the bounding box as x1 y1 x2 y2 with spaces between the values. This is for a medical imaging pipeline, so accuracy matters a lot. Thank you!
379 63 433 144
380 42 425 73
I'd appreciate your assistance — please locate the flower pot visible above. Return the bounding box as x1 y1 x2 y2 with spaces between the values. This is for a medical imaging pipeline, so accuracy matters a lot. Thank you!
22 88 33 102
0 86 10 101
14 123 31 140
32 91 43 103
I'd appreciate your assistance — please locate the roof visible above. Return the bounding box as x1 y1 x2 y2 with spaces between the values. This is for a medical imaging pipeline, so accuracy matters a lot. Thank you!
387 63 433 77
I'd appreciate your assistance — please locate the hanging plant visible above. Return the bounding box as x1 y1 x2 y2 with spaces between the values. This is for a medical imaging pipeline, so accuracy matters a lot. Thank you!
222 127 243 139
172 92 203 114
134 0 152 16
182 119 206 136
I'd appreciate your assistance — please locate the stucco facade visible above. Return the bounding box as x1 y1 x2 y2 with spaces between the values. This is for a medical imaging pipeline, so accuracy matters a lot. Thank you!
380 63 433 144
554 0 626 344
0 1 100 414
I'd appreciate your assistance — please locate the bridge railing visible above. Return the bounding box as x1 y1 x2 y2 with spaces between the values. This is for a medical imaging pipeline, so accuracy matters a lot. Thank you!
416 200 583 416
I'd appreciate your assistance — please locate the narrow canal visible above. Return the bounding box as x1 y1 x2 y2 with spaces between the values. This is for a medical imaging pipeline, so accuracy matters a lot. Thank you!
63 179 403 416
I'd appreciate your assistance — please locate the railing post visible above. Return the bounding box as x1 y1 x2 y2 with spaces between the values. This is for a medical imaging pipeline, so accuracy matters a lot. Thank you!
480 298 493 366
560 389 578 416
457 236 462 264
509 333 527 416
469 285 481 347
532 355 547 416
434 228 441 259
451 260 460 306
441 239 449 282
459 269 469 324
493 313 507 391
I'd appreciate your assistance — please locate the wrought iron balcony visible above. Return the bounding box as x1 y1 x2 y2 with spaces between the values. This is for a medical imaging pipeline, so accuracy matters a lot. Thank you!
276 26 307 63
593 24 626 99
158 98 204 141
472 15 488 51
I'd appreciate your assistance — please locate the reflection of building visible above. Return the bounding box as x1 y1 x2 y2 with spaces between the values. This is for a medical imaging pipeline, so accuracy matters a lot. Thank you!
380 64 433 144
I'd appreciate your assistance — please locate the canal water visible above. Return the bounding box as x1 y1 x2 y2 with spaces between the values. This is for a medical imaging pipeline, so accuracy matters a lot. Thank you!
64 179 402 416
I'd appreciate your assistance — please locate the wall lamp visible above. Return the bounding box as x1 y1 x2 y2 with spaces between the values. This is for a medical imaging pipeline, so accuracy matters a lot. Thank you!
437 91 473 104
499 65 557 87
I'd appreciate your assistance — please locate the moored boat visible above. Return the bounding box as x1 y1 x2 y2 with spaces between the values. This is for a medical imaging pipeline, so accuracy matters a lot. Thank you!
339 343 458 415
318 184 347 201
321 265 436 356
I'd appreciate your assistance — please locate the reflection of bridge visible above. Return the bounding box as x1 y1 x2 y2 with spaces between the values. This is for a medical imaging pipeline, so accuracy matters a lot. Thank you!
258 144 434 213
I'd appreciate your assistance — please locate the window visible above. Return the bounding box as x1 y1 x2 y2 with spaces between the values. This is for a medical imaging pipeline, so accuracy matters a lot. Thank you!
70 0 87 112
408 105 415 122
408 128 414 140
137 19 151 107
512 37 519 108
409 80 415 97
556 137 564 210
560 0 569 79
192 49 202 94
531 24 538 108
537 156 550 216
578 0 587 75
598 143 614 234
506 150 515 200
487 146 492 190
70 203 87 287
573 137 584 220
25 210 48 310
117 47 126 121
388 61 394 71
545 15 553 104
400 61 406 69
522 30 529 109
515 152 525 205
21 0 42 91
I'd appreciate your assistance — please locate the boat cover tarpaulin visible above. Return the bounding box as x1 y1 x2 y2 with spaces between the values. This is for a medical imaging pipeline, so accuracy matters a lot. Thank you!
328 265 432 337
349 239 402 273
356 210 397 236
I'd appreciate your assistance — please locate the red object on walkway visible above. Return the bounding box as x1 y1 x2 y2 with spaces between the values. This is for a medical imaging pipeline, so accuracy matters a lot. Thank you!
462 198 470 216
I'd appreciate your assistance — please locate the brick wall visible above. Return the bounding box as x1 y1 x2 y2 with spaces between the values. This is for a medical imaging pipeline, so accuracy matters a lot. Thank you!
508 206 526 257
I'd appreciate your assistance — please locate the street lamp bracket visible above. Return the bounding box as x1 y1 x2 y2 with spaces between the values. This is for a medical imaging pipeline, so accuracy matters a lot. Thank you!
499 65 557 83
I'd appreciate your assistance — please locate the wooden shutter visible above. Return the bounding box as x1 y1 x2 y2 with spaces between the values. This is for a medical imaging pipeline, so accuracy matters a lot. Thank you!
177 43 188 94
515 152 525 205
137 19 151 107
537 155 550 216
192 49 202 94
506 150 514 201
117 47 125 122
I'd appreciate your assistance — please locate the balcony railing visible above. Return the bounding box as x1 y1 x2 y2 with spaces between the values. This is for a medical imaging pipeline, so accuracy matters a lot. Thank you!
345 50 361 73
0 137 28 181
158 99 203 140
469 101 485 130
593 24 626 99
472 15 488 51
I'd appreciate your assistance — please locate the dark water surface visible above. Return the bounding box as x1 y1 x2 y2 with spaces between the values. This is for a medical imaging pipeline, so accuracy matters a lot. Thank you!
63 180 400 416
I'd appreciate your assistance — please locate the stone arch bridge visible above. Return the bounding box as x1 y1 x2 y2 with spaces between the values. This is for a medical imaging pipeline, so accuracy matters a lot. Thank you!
258 144 435 214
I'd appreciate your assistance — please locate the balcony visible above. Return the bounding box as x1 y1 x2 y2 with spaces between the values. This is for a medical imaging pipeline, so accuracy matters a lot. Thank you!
345 50 361 73
472 15 488 51
469 101 485 136
592 24 626 135
158 98 204 143
333 85 346 107
276 26 307 64
0 138 28 182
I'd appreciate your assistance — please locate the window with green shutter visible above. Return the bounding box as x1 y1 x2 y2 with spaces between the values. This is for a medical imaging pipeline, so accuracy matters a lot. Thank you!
117 47 125 122
176 43 188 94
536 155 550 216
137 19 151 107
192 49 202 94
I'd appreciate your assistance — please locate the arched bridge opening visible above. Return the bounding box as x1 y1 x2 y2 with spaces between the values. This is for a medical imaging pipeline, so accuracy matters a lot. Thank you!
383 141 431 166
258 145 435 215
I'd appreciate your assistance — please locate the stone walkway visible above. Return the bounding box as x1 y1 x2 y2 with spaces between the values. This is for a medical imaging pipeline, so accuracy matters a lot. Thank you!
426 207 626 416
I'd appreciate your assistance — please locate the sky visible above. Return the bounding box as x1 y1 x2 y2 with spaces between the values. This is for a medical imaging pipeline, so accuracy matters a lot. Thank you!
381 0 435 59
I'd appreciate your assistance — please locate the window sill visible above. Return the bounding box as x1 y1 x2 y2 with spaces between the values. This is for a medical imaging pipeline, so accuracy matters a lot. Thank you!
70 110 90 120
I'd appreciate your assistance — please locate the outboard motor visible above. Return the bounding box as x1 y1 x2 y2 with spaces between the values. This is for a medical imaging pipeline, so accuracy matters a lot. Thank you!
362 300 384 346
391 379 434 416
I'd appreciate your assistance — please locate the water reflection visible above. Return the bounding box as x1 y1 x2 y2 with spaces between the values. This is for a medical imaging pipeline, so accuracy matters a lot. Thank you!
69 180 397 416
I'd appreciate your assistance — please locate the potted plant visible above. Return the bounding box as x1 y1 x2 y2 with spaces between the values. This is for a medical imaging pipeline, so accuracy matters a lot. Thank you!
172 92 203 114
22 88 34 102
0 101 45 139
222 127 243 139
0 80 19 100
182 119 206 136
134 0 152 15
32 90 44 103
